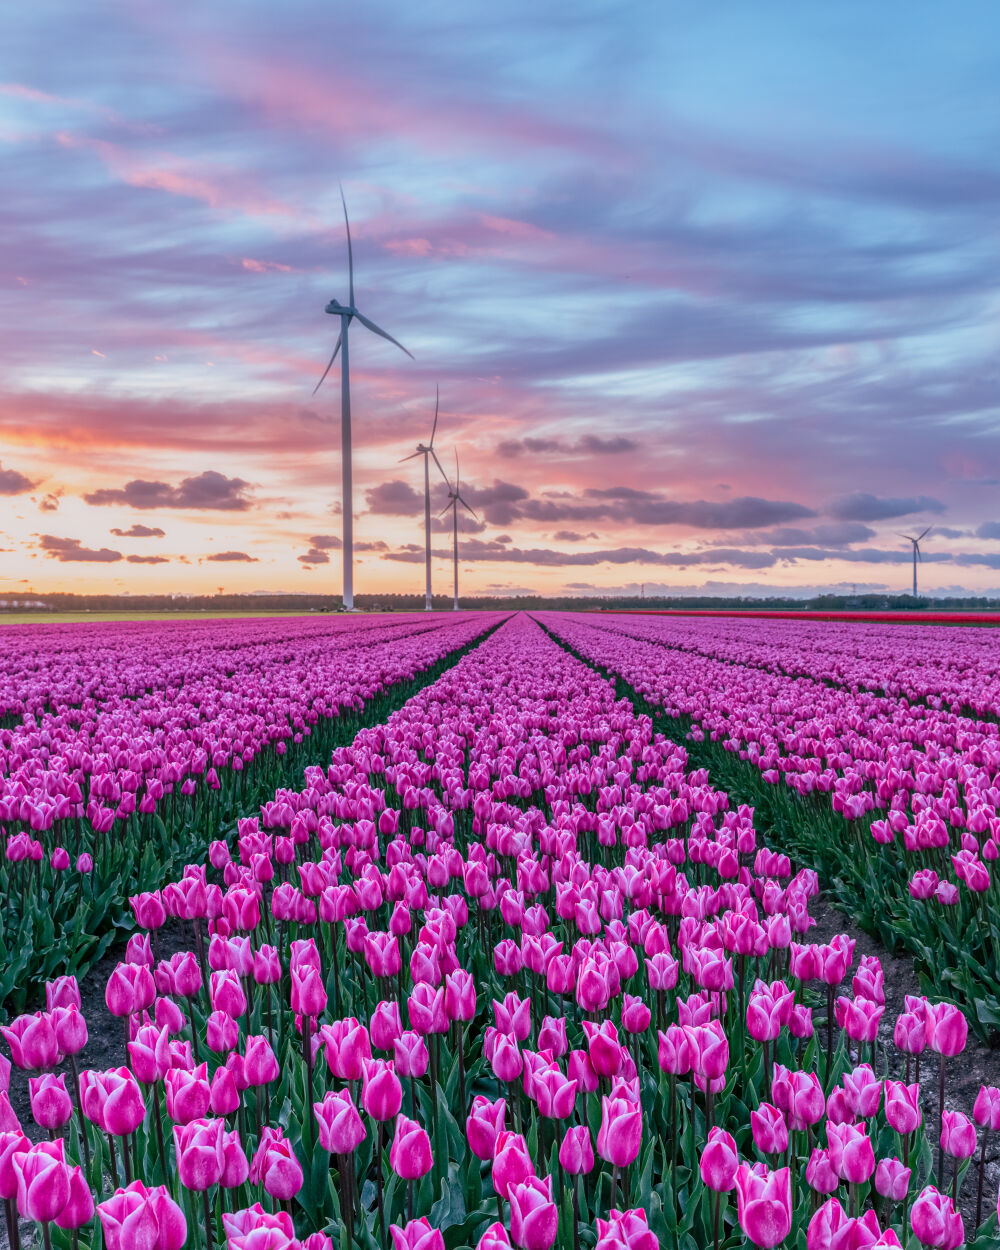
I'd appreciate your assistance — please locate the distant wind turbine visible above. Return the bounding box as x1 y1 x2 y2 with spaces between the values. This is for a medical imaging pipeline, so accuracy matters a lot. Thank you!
399 385 446 611
899 527 931 597
313 187 413 610
437 450 477 611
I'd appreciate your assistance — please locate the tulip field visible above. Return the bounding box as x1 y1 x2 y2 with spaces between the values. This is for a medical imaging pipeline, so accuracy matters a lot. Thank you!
0 611 998 1250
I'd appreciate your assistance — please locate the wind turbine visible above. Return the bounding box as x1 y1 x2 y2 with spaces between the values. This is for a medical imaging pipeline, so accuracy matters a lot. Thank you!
399 385 446 611
436 450 477 611
313 188 413 610
899 527 931 597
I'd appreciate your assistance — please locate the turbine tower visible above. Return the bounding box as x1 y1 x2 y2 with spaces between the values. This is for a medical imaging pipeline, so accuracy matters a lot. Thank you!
400 385 446 611
899 527 931 597
313 188 413 610
437 451 477 611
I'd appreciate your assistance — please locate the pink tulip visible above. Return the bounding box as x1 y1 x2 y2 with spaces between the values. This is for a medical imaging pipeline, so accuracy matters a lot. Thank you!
596 1095 642 1168
394 1031 429 1079
1 1012 60 1071
559 1125 594 1175
13 1139 71 1223
734 1162 792 1248
533 1068 577 1120
476 1222 512 1250
972 1084 1000 1131
537 1016 568 1057
390 1216 444 1250
805 1148 839 1195
173 1117 226 1191
700 1127 738 1192
220 1131 250 1188
884 1080 921 1135
925 1004 967 1057
509 1175 558 1250
97 1181 186 1250
249 1126 303 1200
875 1157 911 1202
939 1111 976 1159
314 1089 367 1154
28 1073 72 1130
53 1165 94 1231
45 976 81 1011
389 1114 433 1180
827 1122 876 1184
909 1185 963 1248
165 1063 211 1125
751 1103 788 1156
806 1198 846 1250
492 1130 535 1199
467 1096 507 1161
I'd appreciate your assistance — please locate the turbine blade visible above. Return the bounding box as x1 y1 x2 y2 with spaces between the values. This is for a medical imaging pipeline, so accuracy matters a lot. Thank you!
430 383 439 447
916 546 922 562
398 451 422 463
340 184 354 309
353 311 414 358
437 501 453 519
458 495 478 519
454 447 460 495
430 448 449 486
311 333 342 395
917 526 932 541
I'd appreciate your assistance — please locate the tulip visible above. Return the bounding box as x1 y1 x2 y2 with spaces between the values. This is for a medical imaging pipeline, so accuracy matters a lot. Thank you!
940 1111 976 1160
243 1035 279 1087
806 1198 846 1250
389 1115 432 1180
805 1148 839 1196
390 1216 445 1250
12 1139 70 1224
467 1096 507 1161
884 1080 921 1135
875 1157 911 1203
583 1020 623 1078
559 1125 594 1175
700 1127 738 1192
53 1164 94 1231
537 1017 568 1057
28 1074 73 1131
249 1126 303 1201
220 1131 250 1189
394 1031 429 1080
372 1001 404 1052
508 1175 558 1250
477 1222 512 1250
493 1131 535 1200
1 1013 60 1071
45 977 81 1012
734 1162 792 1249
596 1208 658 1250
596 1095 641 1169
827 1122 876 1184
909 1185 963 1249
315 1089 367 1154
165 1064 212 1125
173 1117 225 1191
751 1103 788 1157
97 1181 186 1250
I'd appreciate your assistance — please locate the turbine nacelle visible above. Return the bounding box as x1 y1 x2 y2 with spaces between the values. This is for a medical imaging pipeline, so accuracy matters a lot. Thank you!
325 300 356 316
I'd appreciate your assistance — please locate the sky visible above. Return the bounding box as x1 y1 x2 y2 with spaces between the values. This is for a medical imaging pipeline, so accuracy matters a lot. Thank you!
2 0 1000 599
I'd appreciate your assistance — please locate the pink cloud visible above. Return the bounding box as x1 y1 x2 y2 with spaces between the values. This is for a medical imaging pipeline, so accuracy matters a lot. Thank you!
53 132 296 218
240 257 295 273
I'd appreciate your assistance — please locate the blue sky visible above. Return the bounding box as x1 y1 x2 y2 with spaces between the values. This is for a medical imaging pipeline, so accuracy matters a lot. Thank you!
1 1 999 596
